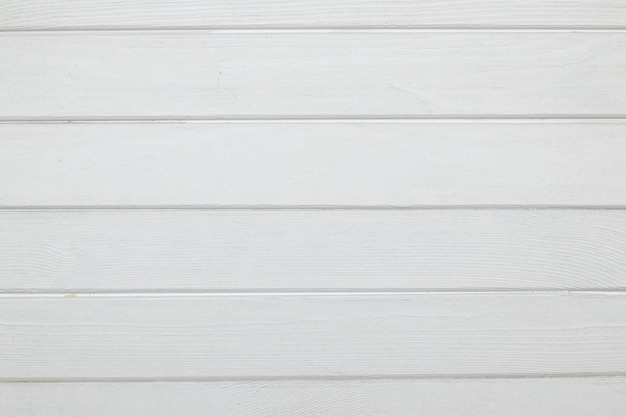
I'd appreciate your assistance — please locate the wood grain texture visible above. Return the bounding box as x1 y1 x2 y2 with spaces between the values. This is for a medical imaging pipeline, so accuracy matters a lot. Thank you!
1 293 625 379
2 122 626 206
2 378 625 416
2 209 626 291
2 32 626 118
3 1 626 30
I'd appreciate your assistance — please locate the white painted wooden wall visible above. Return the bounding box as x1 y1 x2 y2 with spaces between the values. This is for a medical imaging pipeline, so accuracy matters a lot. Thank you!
1 1 626 415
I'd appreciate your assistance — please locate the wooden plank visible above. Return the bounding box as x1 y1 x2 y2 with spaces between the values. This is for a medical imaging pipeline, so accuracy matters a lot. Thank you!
1 293 625 378
2 32 625 118
1 122 626 206
2 0 626 30
1 378 625 416
2 209 626 291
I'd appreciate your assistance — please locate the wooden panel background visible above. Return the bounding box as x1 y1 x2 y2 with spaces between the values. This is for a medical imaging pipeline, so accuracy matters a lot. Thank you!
2 32 625 119
1 122 626 206
1 293 625 379
1 209 626 291
2 0 626 414
2 0 626 29
2 378 625 417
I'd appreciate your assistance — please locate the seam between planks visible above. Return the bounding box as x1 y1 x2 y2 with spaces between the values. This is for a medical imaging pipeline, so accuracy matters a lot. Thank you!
3 205 626 211
3 116 626 123
4 27 626 33
2 373 626 383
0 290 624 297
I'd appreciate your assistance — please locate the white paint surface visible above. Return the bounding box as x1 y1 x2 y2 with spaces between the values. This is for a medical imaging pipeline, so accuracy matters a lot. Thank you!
2 122 626 206
2 1 626 414
2 209 626 291
2 378 625 417
2 32 626 118
3 0 626 29
1 293 625 379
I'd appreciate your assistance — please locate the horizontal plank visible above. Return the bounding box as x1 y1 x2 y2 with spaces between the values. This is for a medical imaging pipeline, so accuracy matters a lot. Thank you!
2 123 626 206
1 293 625 378
3 1 626 30
2 209 626 291
2 378 625 417
2 32 625 118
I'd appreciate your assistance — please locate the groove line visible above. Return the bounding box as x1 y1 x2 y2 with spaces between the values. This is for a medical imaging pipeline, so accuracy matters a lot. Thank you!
0 290 624 298
3 27 626 33
1 205 626 211
2 115 626 123
2 372 626 384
